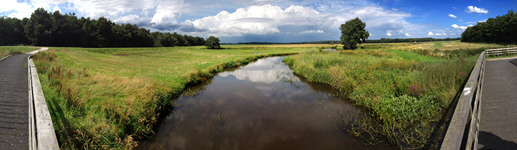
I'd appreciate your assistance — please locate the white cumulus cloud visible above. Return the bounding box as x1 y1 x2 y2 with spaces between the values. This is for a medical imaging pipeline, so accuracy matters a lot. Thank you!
465 6 488 14
300 30 324 34
451 24 469 30
435 33 442 36
442 33 446 36
448 14 457 18
115 14 152 26
428 32 433 36
189 4 329 36
405 33 410 36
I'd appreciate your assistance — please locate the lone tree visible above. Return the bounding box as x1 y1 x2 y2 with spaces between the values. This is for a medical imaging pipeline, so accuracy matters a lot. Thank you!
340 17 369 50
205 36 220 49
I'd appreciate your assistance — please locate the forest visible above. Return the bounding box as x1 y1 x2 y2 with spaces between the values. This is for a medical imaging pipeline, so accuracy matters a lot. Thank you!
0 8 205 47
461 10 517 44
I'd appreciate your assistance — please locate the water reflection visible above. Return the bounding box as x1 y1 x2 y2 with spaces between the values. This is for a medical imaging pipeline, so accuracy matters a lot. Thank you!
323 49 337 52
137 56 394 150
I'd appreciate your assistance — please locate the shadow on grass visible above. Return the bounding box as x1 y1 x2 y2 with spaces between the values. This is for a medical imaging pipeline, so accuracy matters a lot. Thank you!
47 96 75 147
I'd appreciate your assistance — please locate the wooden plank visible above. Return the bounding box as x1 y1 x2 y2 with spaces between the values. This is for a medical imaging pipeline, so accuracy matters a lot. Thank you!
474 58 484 150
29 59 59 150
441 52 485 150
28 57 35 150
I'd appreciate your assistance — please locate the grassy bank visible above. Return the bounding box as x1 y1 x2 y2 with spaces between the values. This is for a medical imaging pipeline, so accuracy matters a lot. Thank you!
32 45 312 149
0 46 39 58
282 43 503 148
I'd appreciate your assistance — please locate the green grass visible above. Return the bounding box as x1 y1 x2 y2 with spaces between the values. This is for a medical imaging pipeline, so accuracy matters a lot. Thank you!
390 50 443 63
32 42 509 149
0 46 39 58
433 42 443 48
283 49 476 149
33 45 312 149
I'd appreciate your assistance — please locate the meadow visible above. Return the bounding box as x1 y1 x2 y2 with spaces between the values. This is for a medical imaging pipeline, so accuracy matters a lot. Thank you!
0 46 39 58
31 41 513 149
32 45 311 149
283 41 514 148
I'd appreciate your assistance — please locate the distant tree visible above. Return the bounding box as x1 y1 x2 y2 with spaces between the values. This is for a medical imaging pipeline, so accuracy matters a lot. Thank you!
340 17 369 50
462 10 517 44
205 36 220 49
25 8 53 46
0 17 29 45
0 8 213 47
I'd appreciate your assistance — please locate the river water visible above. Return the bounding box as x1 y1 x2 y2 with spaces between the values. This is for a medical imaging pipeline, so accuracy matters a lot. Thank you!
137 56 395 150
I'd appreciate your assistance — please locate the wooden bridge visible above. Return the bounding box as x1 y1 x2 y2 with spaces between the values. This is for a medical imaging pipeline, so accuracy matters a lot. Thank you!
441 47 517 150
0 48 58 150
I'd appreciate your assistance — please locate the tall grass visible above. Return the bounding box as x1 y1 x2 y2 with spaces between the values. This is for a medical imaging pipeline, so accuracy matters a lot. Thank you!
33 46 306 149
283 49 475 149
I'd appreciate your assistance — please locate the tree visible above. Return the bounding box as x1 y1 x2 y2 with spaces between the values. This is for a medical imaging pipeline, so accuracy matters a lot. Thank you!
25 8 53 46
205 36 220 49
340 17 369 50
461 10 517 44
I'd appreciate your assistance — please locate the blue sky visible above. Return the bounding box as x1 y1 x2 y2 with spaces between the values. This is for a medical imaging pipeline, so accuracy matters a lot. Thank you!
1 0 515 43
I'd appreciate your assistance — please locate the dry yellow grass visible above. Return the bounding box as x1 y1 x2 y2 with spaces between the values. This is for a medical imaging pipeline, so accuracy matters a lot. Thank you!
415 41 516 50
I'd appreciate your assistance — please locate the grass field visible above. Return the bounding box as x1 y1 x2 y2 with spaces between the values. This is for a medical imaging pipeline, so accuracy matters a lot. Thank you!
31 41 514 149
33 45 312 149
0 46 39 58
282 41 515 148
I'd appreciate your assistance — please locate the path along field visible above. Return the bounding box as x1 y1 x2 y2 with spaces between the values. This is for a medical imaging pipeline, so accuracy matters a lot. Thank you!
31 41 515 149
0 46 39 58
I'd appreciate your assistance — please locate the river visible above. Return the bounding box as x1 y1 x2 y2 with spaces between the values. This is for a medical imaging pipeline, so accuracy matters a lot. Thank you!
137 56 395 150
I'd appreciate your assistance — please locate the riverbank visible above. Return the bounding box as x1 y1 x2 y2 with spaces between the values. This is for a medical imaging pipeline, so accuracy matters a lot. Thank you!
282 47 493 148
32 45 312 149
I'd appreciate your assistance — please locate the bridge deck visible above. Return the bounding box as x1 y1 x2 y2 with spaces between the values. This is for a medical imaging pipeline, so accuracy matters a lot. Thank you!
0 54 30 149
479 58 517 149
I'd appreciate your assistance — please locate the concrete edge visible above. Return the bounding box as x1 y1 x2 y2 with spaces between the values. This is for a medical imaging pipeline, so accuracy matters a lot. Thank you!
28 47 59 150
0 54 12 62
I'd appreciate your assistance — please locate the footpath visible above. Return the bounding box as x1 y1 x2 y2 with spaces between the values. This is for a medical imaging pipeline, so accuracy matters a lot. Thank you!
0 48 47 149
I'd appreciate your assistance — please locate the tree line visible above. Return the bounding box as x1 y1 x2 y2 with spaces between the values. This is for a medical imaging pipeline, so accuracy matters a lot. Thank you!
235 37 460 45
461 10 517 44
0 8 205 47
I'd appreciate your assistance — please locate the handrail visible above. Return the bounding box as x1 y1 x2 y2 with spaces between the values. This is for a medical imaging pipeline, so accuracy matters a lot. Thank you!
28 50 59 149
485 47 517 57
440 51 486 150
441 47 517 149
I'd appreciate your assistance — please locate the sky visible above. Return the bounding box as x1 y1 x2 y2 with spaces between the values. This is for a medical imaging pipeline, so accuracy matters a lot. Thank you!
1 0 515 43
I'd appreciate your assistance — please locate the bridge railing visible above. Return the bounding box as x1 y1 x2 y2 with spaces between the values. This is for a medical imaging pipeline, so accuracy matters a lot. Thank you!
440 51 486 150
28 56 59 150
485 47 517 57
441 47 517 149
